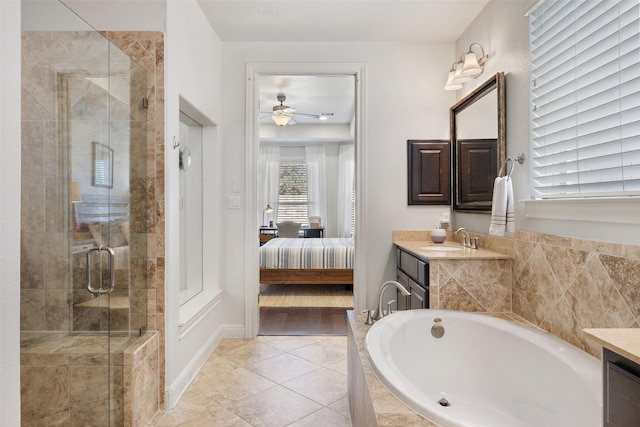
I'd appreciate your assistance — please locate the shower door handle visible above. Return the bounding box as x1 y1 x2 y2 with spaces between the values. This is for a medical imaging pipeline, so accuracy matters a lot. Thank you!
86 246 116 295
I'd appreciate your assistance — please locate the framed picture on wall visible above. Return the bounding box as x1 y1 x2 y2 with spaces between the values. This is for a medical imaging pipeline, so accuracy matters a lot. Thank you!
92 141 113 188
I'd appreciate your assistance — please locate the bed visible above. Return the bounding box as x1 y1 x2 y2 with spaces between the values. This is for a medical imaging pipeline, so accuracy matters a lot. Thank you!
259 237 354 285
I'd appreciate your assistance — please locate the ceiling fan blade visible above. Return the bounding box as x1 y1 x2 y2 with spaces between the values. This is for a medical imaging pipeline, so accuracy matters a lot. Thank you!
292 112 320 119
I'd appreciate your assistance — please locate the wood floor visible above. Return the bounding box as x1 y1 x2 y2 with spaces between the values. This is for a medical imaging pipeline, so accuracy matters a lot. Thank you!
259 307 348 335
258 284 353 335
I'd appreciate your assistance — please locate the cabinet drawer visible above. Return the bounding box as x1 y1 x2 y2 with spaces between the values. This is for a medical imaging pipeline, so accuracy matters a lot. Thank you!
396 269 410 311
399 250 418 282
409 279 427 310
417 259 428 285
399 250 428 284
605 348 640 426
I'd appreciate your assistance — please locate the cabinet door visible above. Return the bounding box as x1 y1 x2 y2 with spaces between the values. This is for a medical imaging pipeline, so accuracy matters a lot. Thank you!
407 140 451 205
396 269 410 311
604 348 640 426
457 139 498 204
409 279 427 310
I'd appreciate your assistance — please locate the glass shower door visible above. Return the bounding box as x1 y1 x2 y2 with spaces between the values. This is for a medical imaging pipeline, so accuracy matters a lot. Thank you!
21 1 148 425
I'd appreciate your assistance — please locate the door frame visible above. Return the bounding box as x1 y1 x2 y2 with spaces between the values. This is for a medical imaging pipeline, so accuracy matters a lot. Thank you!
244 62 368 337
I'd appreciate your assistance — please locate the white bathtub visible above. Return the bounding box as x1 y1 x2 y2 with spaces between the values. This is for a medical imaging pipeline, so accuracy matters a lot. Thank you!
365 309 601 427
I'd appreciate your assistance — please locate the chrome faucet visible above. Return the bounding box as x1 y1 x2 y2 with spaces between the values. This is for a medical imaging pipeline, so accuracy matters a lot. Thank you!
371 281 411 321
455 227 470 247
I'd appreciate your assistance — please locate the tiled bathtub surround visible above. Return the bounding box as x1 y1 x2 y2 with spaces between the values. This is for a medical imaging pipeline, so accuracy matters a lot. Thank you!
513 231 640 358
429 258 512 313
394 229 640 359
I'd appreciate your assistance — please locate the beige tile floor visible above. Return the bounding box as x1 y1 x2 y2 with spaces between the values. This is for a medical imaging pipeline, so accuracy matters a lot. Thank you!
148 335 352 426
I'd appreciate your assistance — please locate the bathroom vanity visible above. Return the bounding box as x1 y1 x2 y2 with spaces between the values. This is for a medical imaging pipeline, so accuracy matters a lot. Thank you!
584 329 640 426
393 230 512 313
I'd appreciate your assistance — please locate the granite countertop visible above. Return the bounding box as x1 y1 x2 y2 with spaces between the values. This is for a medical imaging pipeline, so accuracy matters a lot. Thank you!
393 230 512 260
583 328 640 365
394 240 511 260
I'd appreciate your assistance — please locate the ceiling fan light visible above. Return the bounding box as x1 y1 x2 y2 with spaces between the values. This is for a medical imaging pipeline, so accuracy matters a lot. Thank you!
272 115 291 126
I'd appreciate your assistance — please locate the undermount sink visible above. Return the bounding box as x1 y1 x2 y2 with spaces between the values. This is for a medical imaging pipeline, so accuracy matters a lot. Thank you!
419 246 463 252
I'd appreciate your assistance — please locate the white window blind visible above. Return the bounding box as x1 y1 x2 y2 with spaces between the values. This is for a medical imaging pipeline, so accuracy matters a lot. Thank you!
529 0 640 199
277 162 309 225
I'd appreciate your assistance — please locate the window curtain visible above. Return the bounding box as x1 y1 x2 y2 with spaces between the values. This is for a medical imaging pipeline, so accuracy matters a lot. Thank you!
259 145 280 226
305 145 327 228
337 144 355 237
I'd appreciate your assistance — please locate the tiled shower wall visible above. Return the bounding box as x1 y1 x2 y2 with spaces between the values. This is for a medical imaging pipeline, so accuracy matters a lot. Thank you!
21 30 166 417
512 230 640 358
106 30 166 409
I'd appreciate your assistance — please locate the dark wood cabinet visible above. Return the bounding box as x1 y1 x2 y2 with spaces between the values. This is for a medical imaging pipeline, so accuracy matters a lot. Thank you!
604 348 640 426
396 247 429 310
407 140 450 205
455 139 498 206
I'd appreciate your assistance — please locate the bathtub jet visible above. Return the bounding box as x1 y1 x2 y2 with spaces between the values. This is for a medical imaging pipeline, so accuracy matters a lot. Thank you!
365 309 601 427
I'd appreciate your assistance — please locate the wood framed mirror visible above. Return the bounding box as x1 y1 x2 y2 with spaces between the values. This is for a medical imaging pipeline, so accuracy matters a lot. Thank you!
451 72 506 212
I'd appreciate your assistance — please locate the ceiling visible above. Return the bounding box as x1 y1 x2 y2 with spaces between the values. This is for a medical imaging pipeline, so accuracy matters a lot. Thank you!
198 0 490 43
199 0 492 144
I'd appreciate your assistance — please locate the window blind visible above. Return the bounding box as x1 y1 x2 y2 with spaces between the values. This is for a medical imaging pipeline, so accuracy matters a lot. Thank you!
529 0 640 199
277 162 309 225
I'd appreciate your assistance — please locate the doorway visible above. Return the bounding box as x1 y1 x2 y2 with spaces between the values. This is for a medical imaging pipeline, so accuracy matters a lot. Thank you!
245 63 367 338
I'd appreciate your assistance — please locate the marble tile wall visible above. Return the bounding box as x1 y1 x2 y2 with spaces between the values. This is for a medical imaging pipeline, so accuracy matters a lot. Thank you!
512 230 640 358
429 258 513 313
105 32 165 413
21 29 165 424
405 229 639 359
123 332 159 427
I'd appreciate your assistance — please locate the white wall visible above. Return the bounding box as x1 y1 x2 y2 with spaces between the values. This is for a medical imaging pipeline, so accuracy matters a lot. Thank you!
453 0 640 244
220 41 456 315
451 0 532 235
0 1 22 425
165 0 227 409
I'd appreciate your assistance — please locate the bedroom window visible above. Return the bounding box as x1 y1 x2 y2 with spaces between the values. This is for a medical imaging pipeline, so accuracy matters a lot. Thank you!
277 162 309 225
529 0 640 199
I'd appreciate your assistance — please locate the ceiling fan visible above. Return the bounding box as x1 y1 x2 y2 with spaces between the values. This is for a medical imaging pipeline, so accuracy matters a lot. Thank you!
261 93 328 126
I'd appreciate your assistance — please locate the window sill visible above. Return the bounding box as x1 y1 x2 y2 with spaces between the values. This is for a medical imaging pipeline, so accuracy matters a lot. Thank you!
523 197 640 225
178 288 223 340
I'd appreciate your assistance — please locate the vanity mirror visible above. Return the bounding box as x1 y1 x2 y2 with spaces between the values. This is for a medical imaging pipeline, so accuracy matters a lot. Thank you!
451 72 506 212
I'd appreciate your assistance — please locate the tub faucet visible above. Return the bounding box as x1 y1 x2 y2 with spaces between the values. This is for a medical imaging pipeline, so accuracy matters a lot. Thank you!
455 227 470 248
371 281 411 321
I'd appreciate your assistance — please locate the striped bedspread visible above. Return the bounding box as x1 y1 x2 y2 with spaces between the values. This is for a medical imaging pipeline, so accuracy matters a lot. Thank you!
260 238 354 269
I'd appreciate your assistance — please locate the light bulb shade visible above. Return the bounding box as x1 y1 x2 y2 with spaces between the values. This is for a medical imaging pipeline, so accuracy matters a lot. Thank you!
444 70 463 91
272 115 290 126
460 51 482 76
451 61 472 83
264 204 273 214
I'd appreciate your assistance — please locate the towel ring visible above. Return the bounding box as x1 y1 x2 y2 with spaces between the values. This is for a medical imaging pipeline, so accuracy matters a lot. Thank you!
498 153 526 178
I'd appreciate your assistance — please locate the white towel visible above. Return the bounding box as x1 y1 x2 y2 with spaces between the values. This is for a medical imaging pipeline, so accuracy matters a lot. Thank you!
489 176 515 236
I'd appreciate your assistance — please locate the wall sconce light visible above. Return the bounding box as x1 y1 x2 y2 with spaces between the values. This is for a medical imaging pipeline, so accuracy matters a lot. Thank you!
444 43 489 90
262 204 273 226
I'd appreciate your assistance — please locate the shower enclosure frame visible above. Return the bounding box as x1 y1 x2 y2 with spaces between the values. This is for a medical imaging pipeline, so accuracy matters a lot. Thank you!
20 2 164 425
